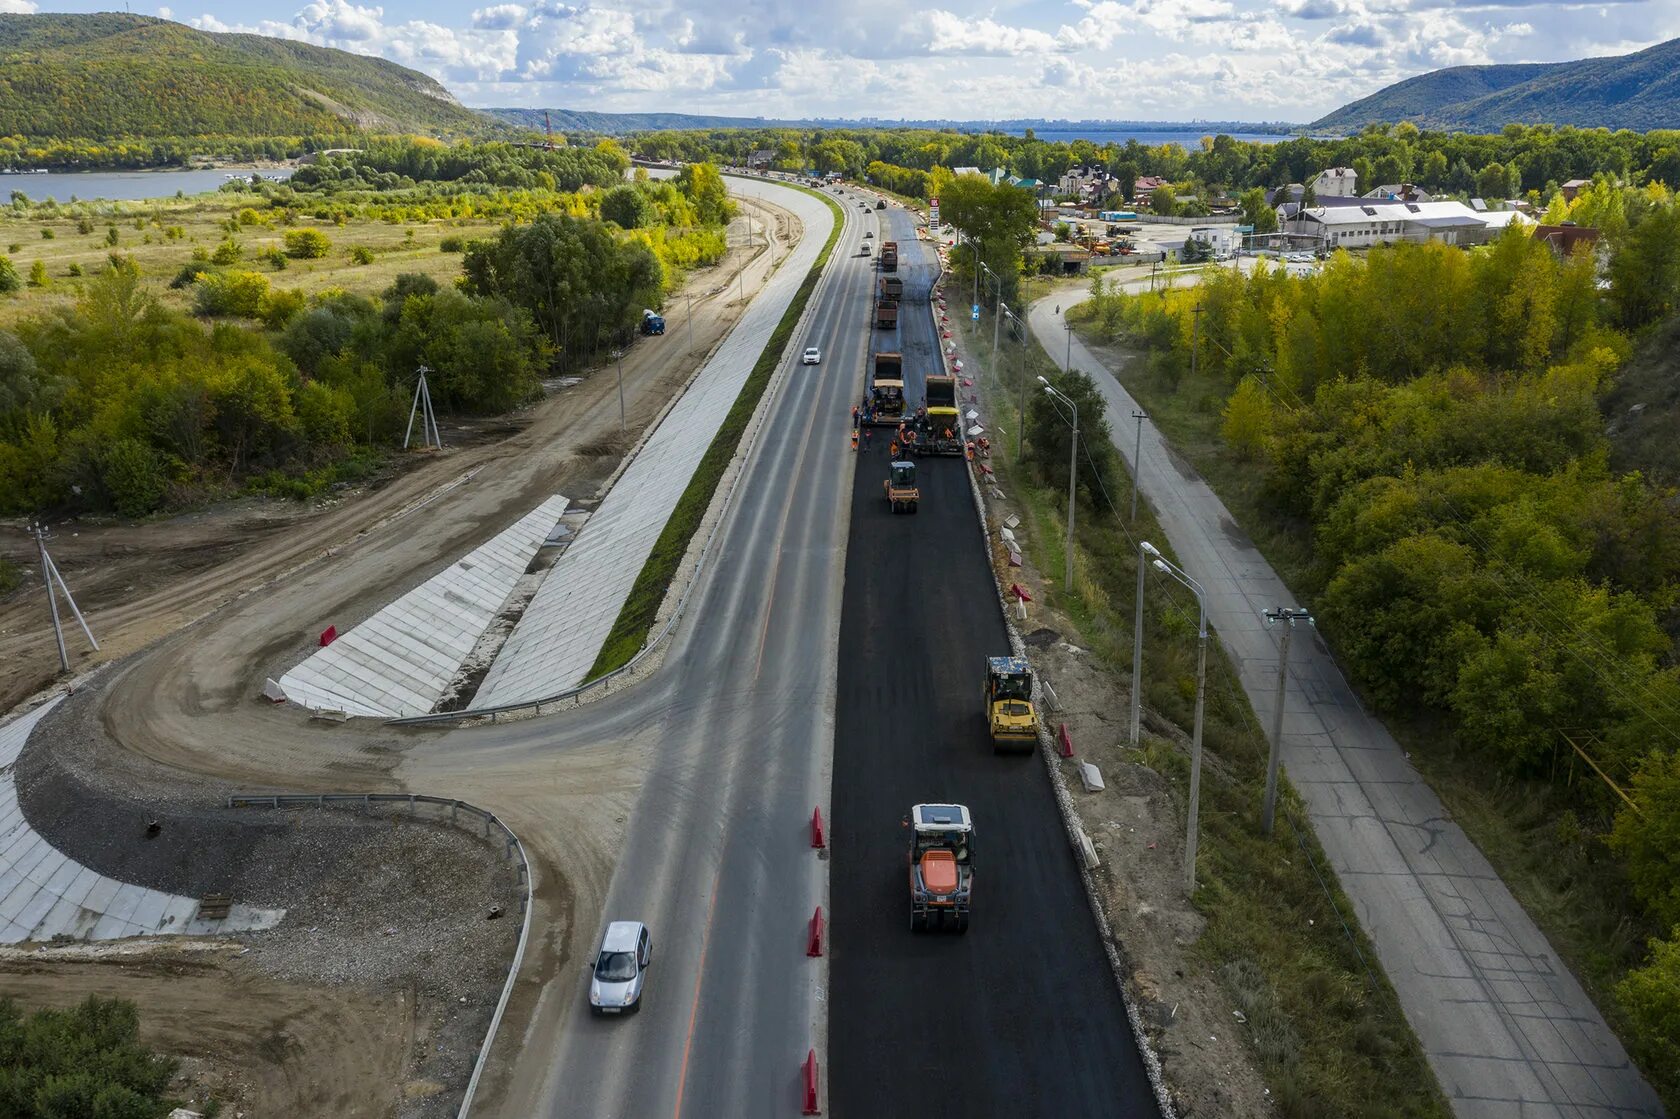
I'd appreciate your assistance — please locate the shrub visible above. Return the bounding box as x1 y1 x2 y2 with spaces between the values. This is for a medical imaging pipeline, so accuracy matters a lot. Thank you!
66 262 82 277
105 225 119 246
6 243 18 253
210 239 242 265
100 438 167 516
39 227 53 239
1616 929 1680 1101
27 260 47 287
169 263 208 289
283 228 331 259
192 269 271 318
349 244 375 265
261 247 289 271
76 216 94 234
0 996 176 1113
440 235 464 253
0 256 18 295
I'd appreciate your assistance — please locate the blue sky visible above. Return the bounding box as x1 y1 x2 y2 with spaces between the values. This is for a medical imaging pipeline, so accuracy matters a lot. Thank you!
6 0 1674 121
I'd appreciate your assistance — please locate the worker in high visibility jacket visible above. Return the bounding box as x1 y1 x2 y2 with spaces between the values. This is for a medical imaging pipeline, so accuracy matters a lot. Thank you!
850 428 859 451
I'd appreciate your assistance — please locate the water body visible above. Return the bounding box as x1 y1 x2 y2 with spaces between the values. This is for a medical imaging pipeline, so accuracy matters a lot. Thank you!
1002 129 1289 147
1 167 293 203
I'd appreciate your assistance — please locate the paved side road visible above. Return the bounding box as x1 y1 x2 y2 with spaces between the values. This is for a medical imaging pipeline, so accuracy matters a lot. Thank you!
1027 294 1665 1119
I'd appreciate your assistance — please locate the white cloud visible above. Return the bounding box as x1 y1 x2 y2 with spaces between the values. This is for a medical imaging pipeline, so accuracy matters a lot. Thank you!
0 0 38 11
471 3 527 29
926 10 1062 54
157 5 173 17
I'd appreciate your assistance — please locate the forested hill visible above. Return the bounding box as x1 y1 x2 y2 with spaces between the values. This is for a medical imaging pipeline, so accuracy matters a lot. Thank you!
489 108 808 135
1312 37 1680 133
0 13 492 142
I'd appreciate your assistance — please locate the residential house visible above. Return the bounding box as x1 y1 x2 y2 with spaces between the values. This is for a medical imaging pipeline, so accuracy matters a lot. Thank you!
1560 178 1593 202
1313 167 1359 198
1134 176 1169 204
1532 223 1602 258
1363 183 1433 203
951 166 983 179
746 149 776 169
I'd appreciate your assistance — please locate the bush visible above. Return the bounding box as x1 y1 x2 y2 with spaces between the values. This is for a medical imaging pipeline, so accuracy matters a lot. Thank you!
283 228 331 259
76 216 94 234
169 263 208 290
105 225 119 246
0 256 18 295
39 228 53 239
65 262 82 278
440 235 464 253
192 269 271 318
0 996 176 1115
348 244 375 265
261 247 288 271
27 260 47 287
210 238 242 265
1616 929 1680 1101
99 437 167 516
1611 751 1680 930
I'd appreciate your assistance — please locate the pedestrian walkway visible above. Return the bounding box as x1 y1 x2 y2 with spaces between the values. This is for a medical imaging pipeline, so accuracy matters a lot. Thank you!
0 699 284 942
1027 297 1663 1119
278 494 569 718
472 179 836 708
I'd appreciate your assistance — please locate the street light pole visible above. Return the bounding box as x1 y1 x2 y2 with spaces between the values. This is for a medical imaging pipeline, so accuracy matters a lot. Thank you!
1040 379 1078 592
1131 540 1161 748
1064 318 1073 374
1129 409 1147 521
1261 607 1313 834
1139 549 1207 894
685 289 695 352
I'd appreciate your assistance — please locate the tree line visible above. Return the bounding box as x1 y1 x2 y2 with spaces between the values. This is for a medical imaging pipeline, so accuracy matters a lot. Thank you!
1079 209 1680 1101
0 162 736 518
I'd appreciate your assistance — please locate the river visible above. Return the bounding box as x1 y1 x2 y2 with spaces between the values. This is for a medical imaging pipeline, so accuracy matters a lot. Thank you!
1 167 293 203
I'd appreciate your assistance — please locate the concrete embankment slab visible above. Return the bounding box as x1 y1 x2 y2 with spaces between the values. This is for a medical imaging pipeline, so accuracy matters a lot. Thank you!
279 494 569 717
471 180 835 708
0 699 283 942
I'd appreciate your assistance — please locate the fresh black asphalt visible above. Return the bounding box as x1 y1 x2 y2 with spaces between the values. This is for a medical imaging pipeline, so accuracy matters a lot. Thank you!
829 213 1162 1116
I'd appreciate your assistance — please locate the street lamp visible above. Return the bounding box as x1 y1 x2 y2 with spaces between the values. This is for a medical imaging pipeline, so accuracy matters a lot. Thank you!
1003 306 1028 461
1038 377 1078 593
1261 607 1314 834
1140 546 1209 896
1129 409 1148 521
1064 316 1073 373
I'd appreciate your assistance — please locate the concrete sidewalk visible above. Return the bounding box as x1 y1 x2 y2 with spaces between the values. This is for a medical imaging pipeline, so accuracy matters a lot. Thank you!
1027 295 1664 1119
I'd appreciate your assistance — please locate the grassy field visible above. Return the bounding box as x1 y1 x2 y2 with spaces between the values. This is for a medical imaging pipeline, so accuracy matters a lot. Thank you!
586 184 846 680
957 310 1450 1119
1062 305 1666 1107
0 192 494 328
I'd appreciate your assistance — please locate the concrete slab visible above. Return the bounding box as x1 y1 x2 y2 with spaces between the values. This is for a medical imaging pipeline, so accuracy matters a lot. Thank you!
280 494 569 717
472 182 837 708
0 699 285 943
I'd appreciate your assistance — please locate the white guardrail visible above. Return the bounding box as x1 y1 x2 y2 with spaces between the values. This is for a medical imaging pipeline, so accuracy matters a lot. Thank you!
226 792 532 1119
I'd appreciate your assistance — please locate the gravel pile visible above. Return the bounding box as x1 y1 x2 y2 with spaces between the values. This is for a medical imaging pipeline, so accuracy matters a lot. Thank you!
15 686 521 1119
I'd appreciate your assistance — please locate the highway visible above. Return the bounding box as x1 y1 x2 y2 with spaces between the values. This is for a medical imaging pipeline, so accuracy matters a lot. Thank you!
828 223 1163 1115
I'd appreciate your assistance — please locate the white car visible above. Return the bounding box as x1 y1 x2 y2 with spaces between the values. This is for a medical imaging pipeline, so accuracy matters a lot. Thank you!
589 921 651 1015
802 347 822 365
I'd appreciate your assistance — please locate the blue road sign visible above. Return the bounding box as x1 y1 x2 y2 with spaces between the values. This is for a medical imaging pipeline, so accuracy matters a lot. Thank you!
971 304 980 321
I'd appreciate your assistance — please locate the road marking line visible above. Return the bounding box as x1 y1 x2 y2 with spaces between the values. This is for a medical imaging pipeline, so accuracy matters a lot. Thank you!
672 869 723 1119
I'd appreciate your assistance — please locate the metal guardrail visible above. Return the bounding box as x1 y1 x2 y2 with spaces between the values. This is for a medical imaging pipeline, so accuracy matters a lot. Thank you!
389 182 852 728
226 792 532 1119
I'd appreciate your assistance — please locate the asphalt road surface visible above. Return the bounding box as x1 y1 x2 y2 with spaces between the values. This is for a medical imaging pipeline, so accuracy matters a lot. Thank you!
828 231 1163 1117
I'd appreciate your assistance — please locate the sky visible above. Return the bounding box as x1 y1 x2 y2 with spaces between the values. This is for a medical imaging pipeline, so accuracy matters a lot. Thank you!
4 0 1675 122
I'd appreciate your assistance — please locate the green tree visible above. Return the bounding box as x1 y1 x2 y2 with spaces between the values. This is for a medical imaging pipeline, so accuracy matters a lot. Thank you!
1024 369 1119 510
0 255 18 295
27 260 47 288
673 162 733 226
1611 751 1680 929
1239 187 1278 234
1147 184 1178 216
1608 201 1680 328
0 997 175 1117
283 228 331 259
1615 928 1680 1100
600 184 656 230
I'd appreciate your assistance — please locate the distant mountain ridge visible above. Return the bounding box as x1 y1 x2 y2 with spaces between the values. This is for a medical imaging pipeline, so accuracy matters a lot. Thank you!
0 12 492 141
1313 38 1680 133
487 107 1296 136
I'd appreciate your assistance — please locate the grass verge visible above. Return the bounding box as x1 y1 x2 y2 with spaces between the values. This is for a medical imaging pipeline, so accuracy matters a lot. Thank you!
1062 306 1666 1103
959 311 1450 1119
585 185 845 679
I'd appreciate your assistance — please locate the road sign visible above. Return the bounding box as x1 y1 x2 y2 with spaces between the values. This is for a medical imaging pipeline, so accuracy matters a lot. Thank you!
971 304 980 321
930 196 940 226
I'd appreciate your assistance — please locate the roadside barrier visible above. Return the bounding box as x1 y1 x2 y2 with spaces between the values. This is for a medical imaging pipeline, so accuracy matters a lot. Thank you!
807 906 825 957
802 1049 822 1115
810 806 826 848
1057 722 1075 758
226 792 530 1119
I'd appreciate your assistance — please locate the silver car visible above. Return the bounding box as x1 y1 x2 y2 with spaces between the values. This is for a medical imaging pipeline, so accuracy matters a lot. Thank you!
589 920 651 1015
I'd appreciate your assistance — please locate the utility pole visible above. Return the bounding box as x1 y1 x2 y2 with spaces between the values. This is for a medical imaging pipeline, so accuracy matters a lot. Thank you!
685 289 695 353
611 349 626 432
1261 607 1313 834
1129 409 1147 521
992 290 1002 385
31 522 98 673
1064 318 1073 374
1040 379 1078 592
403 365 442 450
1190 305 1204 381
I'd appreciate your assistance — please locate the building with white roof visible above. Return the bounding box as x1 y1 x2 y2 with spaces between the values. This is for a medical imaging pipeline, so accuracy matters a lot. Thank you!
1284 199 1532 249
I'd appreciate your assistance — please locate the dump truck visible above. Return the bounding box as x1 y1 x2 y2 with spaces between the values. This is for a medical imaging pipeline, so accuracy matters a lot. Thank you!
884 459 919 513
875 299 899 330
908 804 973 933
918 373 964 456
640 309 665 335
880 240 898 273
879 275 903 302
876 199 886 210
985 656 1037 753
869 351 905 424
